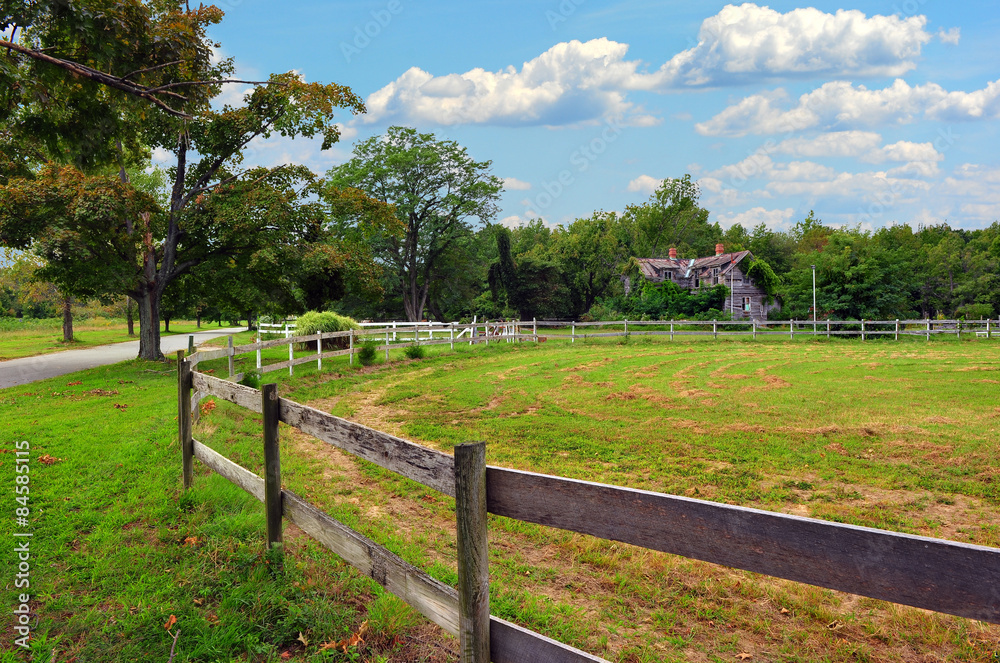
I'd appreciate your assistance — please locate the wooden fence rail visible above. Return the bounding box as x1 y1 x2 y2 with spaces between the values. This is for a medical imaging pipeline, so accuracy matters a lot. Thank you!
180 361 1000 661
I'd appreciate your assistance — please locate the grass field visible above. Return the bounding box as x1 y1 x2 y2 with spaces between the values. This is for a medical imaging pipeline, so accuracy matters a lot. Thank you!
2 334 999 661
0 317 239 361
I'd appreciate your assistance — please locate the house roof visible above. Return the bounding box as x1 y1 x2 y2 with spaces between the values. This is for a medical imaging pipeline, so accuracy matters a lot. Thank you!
636 250 753 280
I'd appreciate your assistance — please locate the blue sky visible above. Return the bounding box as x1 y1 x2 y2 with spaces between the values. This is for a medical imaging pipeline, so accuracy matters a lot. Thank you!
204 0 1000 233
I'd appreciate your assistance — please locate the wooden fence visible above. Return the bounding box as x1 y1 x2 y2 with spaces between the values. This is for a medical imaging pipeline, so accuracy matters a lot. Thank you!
177 338 1000 662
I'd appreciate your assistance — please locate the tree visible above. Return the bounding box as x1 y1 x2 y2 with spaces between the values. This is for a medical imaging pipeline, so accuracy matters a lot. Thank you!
488 226 569 320
622 175 720 258
0 3 376 359
325 126 504 321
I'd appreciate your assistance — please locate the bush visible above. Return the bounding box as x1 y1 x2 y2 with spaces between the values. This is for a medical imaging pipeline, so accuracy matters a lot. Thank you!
294 311 360 350
404 343 425 360
238 371 262 389
357 341 379 366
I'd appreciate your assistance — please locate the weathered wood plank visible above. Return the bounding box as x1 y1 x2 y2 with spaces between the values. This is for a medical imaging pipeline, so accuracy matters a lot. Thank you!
283 490 461 637
178 352 193 489
256 336 295 350
261 359 293 373
192 438 265 501
192 371 262 413
490 617 608 663
190 347 231 362
278 399 455 497
262 384 283 562
485 467 1000 623
455 442 489 662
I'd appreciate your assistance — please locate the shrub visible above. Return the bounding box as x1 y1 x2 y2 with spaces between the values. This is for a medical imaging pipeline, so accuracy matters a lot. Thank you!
404 343 425 360
239 371 262 389
357 341 379 366
294 311 360 350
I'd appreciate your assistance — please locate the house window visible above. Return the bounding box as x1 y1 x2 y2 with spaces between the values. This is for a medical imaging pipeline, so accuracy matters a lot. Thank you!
712 268 719 277
743 297 752 312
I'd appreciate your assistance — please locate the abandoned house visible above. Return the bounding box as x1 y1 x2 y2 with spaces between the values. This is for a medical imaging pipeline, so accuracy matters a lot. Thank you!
633 244 779 320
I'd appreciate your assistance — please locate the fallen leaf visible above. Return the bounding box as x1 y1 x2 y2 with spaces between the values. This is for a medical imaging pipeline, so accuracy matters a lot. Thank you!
183 536 200 547
114 403 128 410
737 654 753 660
280 652 292 660
193 598 204 606
780 607 790 614
297 632 309 646
37 454 63 465
827 619 844 630
200 400 217 416
67 381 82 386
164 614 177 630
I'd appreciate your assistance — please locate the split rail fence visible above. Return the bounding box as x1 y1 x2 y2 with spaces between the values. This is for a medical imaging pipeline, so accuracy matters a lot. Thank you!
177 335 1000 663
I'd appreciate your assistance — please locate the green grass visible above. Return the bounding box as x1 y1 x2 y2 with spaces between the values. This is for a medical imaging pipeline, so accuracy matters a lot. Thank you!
0 317 241 361
3 333 999 662
0 359 451 662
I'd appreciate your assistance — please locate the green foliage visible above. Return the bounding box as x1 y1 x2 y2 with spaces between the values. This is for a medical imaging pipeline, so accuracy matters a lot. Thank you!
608 280 729 320
239 370 263 390
744 258 780 303
404 343 426 360
325 126 504 321
295 310 361 335
357 341 379 366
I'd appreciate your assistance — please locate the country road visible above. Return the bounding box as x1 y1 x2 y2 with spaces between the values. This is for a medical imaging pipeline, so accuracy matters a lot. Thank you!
0 327 247 389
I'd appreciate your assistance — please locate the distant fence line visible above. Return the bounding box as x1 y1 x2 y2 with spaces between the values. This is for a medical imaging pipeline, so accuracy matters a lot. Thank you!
177 328 1000 662
188 317 997 381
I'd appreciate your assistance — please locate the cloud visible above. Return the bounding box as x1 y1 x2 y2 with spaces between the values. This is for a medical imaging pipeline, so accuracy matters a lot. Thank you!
861 140 943 163
502 177 532 191
362 4 934 127
661 4 931 87
937 27 961 45
697 78 1000 136
499 215 531 228
715 207 796 231
773 131 883 157
626 175 663 194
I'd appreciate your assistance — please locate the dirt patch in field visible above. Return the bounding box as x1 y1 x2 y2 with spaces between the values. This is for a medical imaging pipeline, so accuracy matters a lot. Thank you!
973 378 1000 384
925 416 961 425
559 357 614 372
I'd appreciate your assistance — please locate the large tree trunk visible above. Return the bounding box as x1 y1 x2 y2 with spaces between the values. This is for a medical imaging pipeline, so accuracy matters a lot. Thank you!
62 296 73 342
164 316 171 333
136 290 164 360
127 297 135 336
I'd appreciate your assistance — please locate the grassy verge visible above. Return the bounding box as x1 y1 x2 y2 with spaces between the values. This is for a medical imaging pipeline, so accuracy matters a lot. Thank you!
0 318 239 361
0 359 455 662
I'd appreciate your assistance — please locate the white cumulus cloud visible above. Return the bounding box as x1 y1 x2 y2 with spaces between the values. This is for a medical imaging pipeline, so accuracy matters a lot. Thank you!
502 177 532 191
715 207 796 231
626 175 664 194
773 131 883 158
697 79 1000 136
361 4 935 127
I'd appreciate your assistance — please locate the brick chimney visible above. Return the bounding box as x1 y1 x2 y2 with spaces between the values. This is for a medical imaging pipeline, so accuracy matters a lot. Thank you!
669 247 678 259
715 243 724 256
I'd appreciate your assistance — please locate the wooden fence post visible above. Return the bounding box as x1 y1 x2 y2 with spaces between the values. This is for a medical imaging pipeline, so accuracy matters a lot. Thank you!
624 318 628 339
790 319 794 340
827 319 831 339
454 441 489 663
988 319 993 339
670 320 674 341
227 335 235 377
485 322 489 347
470 320 475 346
262 383 283 571
256 326 262 370
752 320 756 340
533 317 537 342
713 319 717 340
926 318 931 341
188 335 195 355
288 337 294 377
861 319 866 342
895 319 899 341
571 322 575 343
317 332 323 371
177 350 193 490
450 323 455 350
349 329 354 365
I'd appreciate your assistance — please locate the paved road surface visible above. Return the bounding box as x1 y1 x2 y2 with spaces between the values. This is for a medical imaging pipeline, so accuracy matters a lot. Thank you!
0 328 247 389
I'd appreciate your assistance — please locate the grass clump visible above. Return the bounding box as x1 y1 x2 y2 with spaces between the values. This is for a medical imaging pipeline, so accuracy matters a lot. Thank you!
293 310 360 350
403 343 425 360
357 341 380 366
